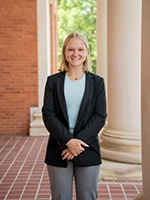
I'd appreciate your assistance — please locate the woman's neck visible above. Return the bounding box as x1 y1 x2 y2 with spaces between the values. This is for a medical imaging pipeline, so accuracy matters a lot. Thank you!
67 67 85 80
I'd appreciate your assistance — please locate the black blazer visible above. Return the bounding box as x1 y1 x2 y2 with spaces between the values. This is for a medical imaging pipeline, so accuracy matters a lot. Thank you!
42 72 107 167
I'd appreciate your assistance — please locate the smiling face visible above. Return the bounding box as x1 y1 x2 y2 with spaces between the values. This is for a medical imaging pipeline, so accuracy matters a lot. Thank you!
65 38 87 69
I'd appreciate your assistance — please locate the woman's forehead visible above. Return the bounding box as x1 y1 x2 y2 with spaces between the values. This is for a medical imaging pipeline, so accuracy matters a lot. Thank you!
66 38 86 47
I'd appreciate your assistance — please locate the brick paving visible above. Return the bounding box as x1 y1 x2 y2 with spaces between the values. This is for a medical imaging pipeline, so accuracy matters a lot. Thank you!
0 136 142 200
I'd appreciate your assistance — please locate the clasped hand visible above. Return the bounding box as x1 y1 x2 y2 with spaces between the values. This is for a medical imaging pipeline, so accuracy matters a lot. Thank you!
61 139 89 160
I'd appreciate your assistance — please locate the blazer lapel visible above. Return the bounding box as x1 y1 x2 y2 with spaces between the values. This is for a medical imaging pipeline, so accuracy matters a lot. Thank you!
77 72 94 122
56 72 69 126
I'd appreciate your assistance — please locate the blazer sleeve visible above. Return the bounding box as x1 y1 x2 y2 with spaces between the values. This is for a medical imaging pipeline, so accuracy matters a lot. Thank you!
75 77 107 144
42 76 73 150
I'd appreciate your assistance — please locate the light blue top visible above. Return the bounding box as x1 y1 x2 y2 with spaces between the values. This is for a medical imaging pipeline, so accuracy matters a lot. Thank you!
64 73 85 128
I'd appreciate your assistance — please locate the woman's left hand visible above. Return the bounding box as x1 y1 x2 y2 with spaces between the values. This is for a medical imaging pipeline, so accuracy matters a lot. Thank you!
61 149 75 160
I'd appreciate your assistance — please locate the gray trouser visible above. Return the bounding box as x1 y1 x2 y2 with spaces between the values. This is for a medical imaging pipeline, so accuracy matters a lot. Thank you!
47 161 100 200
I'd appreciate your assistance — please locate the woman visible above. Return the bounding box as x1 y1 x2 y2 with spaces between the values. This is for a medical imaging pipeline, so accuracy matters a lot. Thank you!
42 33 107 200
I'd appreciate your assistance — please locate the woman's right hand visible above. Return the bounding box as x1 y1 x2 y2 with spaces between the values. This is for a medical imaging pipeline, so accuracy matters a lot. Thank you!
61 149 75 160
66 139 89 156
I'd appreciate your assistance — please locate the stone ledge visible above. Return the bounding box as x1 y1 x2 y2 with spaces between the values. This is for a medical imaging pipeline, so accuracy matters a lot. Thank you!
100 159 142 179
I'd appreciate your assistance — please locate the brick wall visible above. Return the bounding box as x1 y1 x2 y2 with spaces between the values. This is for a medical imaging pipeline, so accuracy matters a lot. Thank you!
0 0 38 135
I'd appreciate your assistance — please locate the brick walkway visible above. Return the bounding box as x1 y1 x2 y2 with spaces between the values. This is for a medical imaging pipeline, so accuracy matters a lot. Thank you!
0 136 142 200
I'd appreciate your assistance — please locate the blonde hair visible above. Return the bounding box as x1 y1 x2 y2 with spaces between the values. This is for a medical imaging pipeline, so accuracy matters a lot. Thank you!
58 33 92 72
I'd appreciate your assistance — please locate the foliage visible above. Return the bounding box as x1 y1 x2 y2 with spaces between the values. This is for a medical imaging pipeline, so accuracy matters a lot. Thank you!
58 0 97 73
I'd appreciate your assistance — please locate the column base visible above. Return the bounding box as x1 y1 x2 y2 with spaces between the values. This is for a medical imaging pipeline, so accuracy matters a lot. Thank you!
100 159 142 179
29 127 49 136
29 107 49 136
100 128 141 164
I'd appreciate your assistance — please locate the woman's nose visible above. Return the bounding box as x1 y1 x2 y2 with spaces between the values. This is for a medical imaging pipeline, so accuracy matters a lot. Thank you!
73 50 78 56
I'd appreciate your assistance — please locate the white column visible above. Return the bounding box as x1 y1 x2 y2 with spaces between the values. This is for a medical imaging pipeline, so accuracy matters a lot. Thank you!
140 0 150 198
29 0 51 136
97 0 142 178
135 1 150 198
37 0 50 108
96 0 107 88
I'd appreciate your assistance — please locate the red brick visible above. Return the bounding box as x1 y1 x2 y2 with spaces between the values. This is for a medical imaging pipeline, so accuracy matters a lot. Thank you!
0 0 38 135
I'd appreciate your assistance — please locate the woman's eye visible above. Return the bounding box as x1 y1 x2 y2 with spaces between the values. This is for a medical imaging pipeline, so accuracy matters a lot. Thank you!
67 48 84 52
